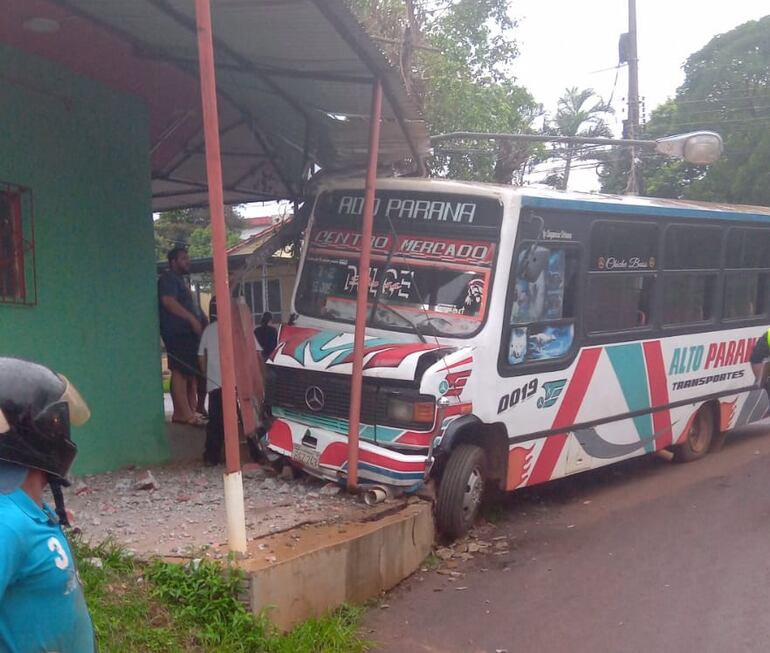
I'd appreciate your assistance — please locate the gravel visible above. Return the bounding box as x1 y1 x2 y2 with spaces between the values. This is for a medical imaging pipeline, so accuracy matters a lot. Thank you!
59 463 373 558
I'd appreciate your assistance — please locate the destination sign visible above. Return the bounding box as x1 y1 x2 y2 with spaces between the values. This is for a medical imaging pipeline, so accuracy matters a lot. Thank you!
310 228 496 265
315 190 503 228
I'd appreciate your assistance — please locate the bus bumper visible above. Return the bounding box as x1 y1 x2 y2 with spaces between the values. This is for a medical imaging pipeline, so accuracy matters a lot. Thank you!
266 413 431 488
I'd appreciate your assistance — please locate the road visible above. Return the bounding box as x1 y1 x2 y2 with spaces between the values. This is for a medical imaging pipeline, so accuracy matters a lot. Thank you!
364 423 770 653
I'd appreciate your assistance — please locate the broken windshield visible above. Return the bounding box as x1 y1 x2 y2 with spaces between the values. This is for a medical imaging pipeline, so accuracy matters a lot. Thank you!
295 190 502 338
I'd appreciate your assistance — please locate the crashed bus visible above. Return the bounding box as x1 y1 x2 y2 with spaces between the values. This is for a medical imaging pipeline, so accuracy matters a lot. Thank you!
264 177 770 537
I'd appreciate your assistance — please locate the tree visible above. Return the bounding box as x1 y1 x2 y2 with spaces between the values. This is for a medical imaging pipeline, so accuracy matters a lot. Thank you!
187 225 242 259
601 16 770 204
541 87 613 190
154 206 245 260
351 0 541 183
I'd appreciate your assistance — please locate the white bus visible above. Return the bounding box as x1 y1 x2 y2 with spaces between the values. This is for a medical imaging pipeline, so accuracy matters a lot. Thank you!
265 178 770 537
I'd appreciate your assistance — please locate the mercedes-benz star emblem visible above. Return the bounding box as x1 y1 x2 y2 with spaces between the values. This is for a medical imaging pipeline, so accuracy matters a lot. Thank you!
304 385 325 412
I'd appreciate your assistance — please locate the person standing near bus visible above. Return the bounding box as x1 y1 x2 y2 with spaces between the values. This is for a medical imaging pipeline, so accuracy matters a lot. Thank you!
254 311 278 359
158 247 206 426
750 329 770 387
199 297 264 465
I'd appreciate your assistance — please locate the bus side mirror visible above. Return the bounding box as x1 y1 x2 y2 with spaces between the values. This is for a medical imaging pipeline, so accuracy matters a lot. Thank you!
517 245 550 283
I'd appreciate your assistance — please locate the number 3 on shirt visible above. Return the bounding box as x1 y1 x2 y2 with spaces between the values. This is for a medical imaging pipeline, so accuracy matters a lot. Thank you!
48 537 70 570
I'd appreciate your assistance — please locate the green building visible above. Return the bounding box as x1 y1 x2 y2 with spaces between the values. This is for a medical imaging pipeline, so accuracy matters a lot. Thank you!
0 1 427 474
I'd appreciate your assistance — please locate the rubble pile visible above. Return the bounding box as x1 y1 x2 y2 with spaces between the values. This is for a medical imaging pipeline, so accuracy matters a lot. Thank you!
61 463 371 558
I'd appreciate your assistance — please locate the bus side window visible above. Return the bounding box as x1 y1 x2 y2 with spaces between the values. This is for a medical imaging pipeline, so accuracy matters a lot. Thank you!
507 244 577 366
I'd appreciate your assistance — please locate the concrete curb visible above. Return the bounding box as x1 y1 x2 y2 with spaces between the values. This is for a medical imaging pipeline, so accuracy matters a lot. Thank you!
241 501 434 630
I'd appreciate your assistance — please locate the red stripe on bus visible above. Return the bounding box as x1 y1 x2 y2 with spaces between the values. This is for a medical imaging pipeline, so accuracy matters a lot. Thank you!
527 347 602 485
643 340 673 449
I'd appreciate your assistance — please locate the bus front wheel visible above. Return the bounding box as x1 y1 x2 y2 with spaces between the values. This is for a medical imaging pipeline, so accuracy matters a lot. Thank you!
436 444 487 539
673 405 714 463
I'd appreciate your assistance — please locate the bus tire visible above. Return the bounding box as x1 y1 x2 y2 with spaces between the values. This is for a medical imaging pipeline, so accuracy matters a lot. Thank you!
673 405 714 463
436 444 487 539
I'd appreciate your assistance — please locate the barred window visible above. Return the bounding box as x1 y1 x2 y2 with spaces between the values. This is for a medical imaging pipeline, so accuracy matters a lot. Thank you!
0 183 35 306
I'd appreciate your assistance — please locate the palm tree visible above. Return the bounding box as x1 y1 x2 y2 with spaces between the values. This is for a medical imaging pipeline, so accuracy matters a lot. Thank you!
546 87 614 190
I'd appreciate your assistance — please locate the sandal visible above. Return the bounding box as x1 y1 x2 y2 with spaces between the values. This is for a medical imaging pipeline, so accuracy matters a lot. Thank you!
172 414 207 427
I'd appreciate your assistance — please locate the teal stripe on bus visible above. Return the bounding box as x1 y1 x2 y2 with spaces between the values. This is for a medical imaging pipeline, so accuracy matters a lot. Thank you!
606 344 655 453
521 195 770 223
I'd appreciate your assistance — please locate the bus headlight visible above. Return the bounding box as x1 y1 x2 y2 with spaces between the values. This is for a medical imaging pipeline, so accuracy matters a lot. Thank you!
386 398 435 425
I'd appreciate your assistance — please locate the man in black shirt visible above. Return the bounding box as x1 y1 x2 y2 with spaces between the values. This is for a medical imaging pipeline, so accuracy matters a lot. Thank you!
254 311 278 359
158 247 204 425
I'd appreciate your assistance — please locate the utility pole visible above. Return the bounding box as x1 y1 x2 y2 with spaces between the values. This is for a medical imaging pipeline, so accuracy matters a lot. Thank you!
624 0 641 194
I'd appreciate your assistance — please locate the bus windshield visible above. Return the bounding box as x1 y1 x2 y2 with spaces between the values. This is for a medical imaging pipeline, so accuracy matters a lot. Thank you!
295 189 503 338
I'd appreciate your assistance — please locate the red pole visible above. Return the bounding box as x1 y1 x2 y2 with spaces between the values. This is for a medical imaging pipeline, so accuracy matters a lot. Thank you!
347 80 383 490
195 0 246 552
194 0 241 477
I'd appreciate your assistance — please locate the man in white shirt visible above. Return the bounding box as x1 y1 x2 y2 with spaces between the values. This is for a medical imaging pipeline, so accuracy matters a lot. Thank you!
198 297 263 465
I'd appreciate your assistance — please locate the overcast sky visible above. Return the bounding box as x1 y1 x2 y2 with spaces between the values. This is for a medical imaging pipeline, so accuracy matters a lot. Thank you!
509 1 767 190
512 0 768 129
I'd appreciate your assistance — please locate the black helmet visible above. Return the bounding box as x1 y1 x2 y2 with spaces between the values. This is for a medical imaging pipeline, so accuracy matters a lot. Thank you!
0 358 90 488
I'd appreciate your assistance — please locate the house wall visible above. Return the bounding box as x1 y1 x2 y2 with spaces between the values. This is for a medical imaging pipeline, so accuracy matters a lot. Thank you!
0 45 167 474
238 258 299 323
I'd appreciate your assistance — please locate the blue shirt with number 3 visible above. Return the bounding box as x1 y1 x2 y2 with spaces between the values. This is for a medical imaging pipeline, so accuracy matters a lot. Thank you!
0 489 94 653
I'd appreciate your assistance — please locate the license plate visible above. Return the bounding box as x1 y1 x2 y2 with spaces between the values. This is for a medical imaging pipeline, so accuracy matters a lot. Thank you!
292 445 320 469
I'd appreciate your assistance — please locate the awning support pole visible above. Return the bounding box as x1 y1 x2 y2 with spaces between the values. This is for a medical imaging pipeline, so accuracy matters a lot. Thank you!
346 79 383 491
194 0 247 553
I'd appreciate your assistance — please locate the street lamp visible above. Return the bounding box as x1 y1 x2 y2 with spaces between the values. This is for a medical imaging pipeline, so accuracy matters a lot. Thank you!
430 130 724 166
652 131 723 165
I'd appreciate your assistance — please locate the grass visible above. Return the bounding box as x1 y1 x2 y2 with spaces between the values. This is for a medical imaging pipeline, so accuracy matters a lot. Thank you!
421 552 441 571
162 377 171 394
73 538 370 653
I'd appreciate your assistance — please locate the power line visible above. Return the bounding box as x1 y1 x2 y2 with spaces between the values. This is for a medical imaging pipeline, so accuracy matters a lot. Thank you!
664 93 770 106
649 105 770 121
653 116 770 130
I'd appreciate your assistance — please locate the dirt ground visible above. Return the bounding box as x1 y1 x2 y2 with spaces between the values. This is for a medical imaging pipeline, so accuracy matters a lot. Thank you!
59 461 377 558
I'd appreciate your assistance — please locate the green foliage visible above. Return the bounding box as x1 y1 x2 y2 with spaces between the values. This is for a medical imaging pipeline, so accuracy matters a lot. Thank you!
74 540 189 652
351 0 541 183
146 558 271 652
155 206 245 260
540 87 614 189
187 225 243 259
601 15 770 204
269 606 368 653
72 538 370 653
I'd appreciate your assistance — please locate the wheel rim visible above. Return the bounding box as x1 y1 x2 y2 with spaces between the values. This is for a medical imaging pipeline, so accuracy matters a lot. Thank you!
688 411 710 454
462 466 484 522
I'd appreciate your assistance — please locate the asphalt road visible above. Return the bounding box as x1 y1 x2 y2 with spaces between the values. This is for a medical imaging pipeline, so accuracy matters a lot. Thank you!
365 422 770 653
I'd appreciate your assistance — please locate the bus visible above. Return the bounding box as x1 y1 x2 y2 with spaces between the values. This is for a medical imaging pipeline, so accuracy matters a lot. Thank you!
264 177 770 538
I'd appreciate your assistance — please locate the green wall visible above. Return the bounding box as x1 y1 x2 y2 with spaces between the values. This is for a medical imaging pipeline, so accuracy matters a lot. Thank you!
0 45 168 473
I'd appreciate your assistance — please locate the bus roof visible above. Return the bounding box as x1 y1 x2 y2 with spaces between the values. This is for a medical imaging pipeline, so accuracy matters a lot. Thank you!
519 186 770 223
319 176 770 223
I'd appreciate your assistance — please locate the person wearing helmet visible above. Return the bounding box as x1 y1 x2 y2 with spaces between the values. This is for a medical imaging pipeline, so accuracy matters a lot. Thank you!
0 357 95 653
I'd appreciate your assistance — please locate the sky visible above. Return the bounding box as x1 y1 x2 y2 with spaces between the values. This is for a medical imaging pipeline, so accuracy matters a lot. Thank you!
510 0 768 190
512 0 768 122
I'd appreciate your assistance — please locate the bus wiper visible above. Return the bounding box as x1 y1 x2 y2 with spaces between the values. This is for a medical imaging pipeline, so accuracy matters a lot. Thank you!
376 301 427 344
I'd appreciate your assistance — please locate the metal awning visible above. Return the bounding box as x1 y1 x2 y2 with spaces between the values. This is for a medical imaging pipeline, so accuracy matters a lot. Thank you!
2 0 429 210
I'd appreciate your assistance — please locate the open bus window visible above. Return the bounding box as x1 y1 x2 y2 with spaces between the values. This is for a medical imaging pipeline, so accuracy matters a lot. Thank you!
507 244 578 366
585 220 658 333
585 274 655 332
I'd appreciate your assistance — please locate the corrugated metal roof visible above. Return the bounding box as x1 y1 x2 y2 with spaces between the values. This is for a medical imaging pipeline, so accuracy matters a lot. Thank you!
4 0 429 209
227 222 285 256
